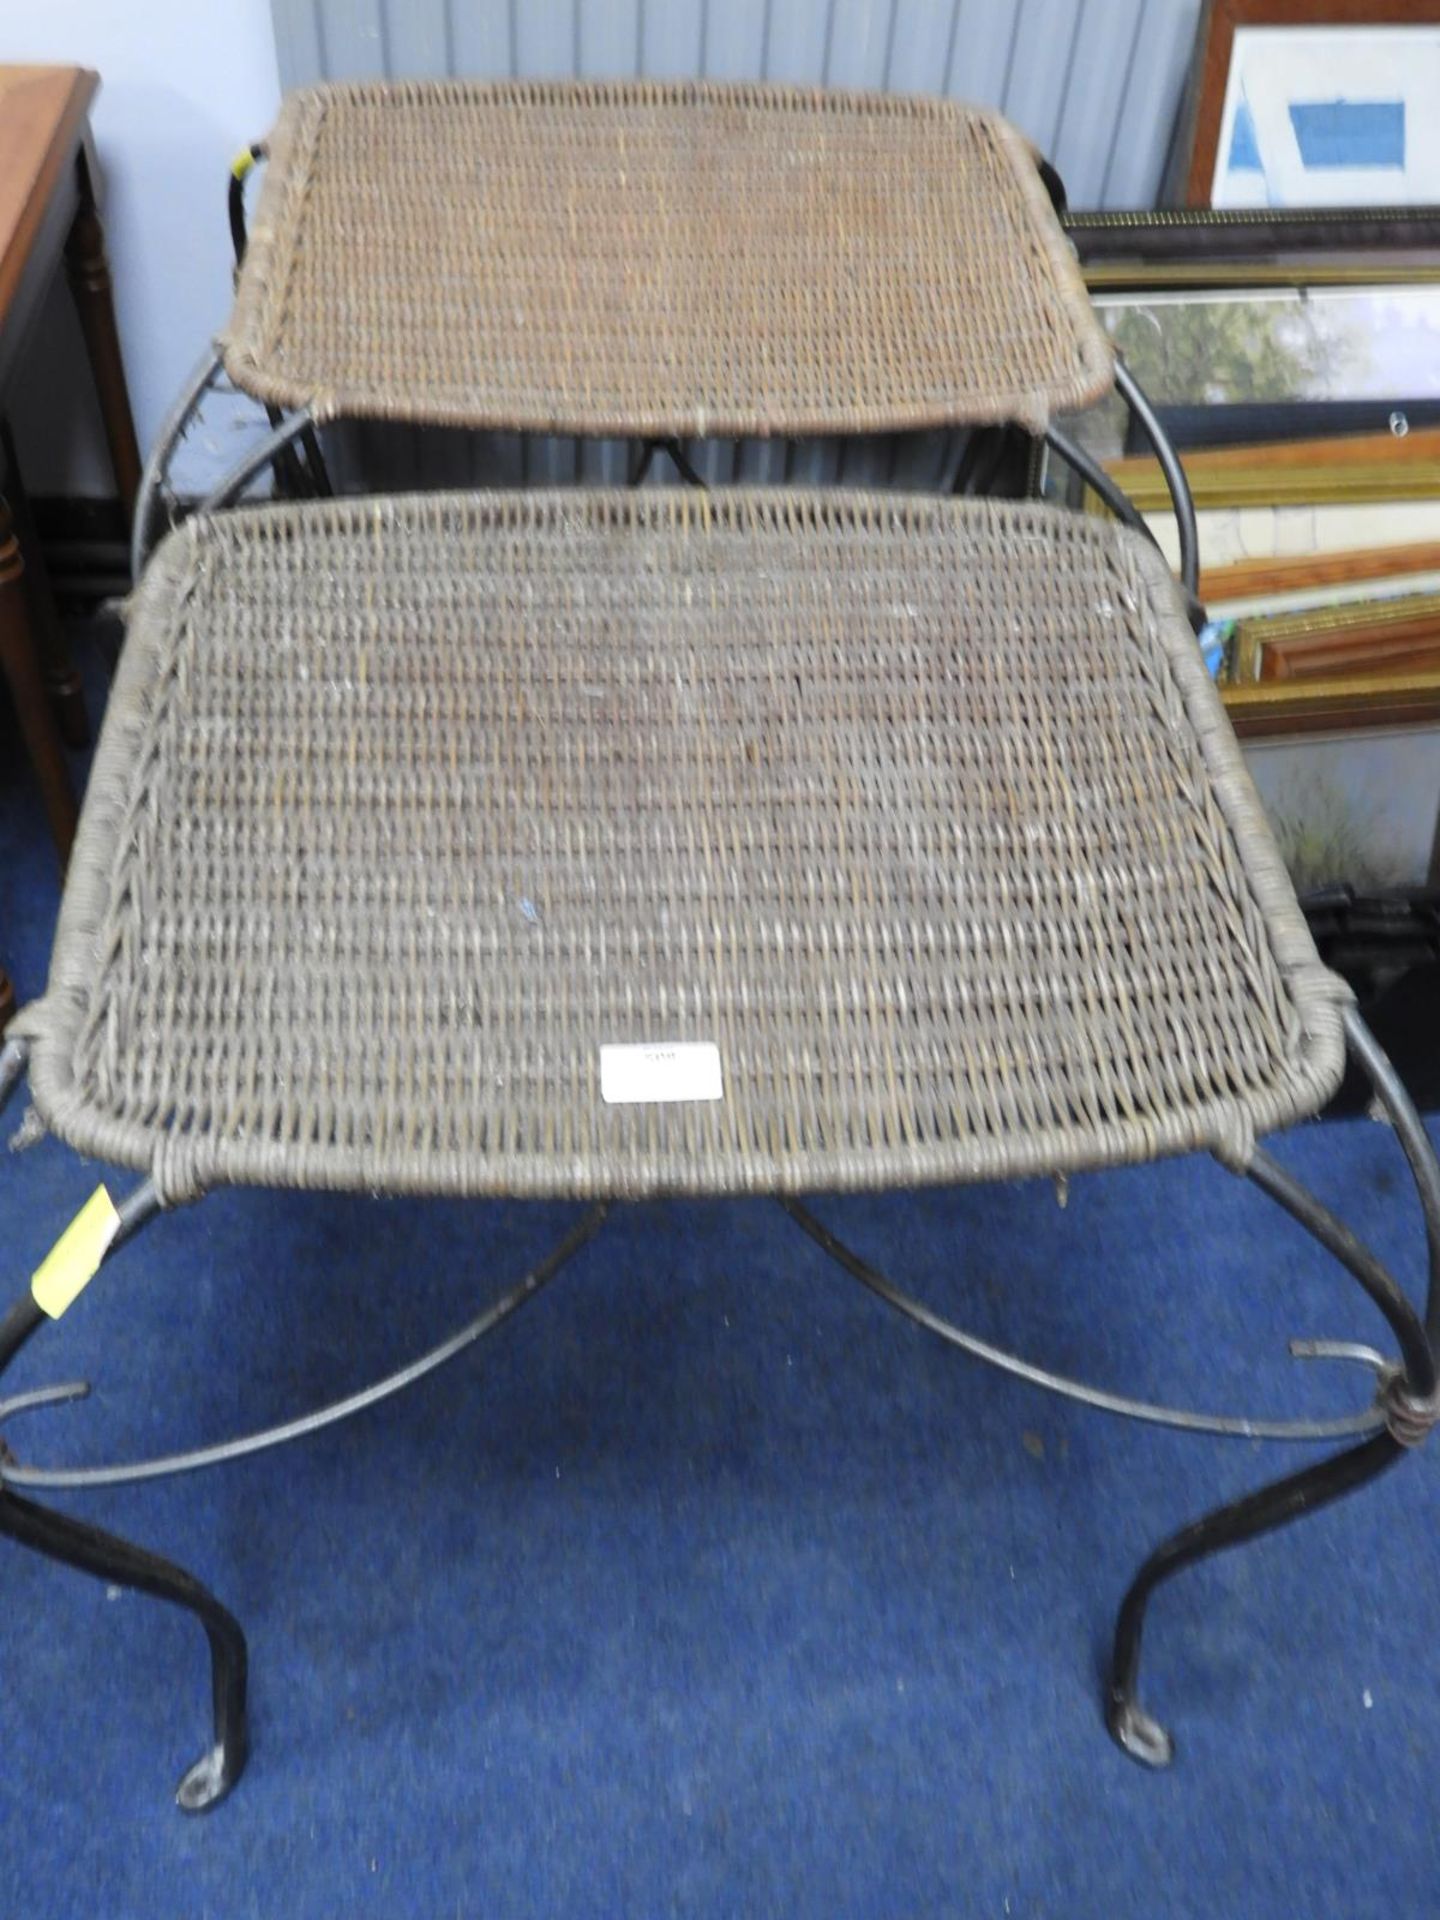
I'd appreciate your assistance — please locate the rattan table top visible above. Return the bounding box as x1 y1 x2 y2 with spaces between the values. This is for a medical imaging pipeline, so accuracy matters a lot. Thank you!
219 80 1114 439
20 492 1346 1206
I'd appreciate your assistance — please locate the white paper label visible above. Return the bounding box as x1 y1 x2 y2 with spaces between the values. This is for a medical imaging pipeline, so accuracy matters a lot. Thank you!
600 1042 724 1105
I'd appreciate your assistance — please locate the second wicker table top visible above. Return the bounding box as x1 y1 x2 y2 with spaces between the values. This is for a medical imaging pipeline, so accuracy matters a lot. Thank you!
220 79 1113 439
19 491 1345 1206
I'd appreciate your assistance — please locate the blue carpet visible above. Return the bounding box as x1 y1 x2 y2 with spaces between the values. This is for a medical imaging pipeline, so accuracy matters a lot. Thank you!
2 630 1438 1917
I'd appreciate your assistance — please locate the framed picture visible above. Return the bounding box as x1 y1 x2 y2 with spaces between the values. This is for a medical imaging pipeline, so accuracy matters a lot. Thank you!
1216 588 1440 889
1176 1 1440 209
1042 281 1440 586
1067 206 1440 289
1103 425 1440 512
1240 723 1440 889
1227 589 1440 683
1202 538 1440 609
1069 282 1440 463
1145 499 1440 582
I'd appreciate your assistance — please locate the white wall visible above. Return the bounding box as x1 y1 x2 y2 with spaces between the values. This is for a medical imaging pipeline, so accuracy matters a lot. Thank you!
1 0 281 495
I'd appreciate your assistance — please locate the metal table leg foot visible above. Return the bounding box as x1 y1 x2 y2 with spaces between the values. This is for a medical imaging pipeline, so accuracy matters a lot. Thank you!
0 1486 248 1811
0 1104 605 1803
1106 1431 1402 1768
785 1003 1437 1768
1107 1006 1438 1766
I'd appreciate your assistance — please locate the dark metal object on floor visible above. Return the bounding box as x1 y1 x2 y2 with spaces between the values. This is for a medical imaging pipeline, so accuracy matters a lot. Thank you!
1105 1432 1404 1768
0 1164 242 1811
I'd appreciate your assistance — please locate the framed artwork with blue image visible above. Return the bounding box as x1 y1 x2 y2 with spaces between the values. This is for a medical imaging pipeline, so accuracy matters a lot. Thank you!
1178 0 1440 208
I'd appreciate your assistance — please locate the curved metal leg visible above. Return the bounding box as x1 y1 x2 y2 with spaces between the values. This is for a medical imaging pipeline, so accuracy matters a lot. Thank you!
1112 357 1200 603
0 1171 241 1807
1036 155 1068 217
1042 422 1161 550
132 353 327 580
131 347 224 580
0 1198 605 1807
629 437 706 488
0 1487 248 1811
778 1195 1380 1443
0 1050 606 1805
1107 1009 1439 1766
195 409 320 521
1107 1431 1402 1766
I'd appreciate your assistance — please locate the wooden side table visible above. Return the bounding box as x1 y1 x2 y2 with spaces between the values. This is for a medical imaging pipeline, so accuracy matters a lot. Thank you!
0 64 142 1025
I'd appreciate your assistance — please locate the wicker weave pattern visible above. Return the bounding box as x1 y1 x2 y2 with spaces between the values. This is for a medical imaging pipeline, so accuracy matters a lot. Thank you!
220 80 1113 438
22 492 1345 1205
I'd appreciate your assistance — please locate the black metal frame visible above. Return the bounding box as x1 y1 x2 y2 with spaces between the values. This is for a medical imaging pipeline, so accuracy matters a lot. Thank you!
1063 203 1440 269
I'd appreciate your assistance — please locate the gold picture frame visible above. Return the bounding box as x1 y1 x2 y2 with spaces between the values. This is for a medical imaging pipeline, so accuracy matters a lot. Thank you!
1102 426 1440 514
1225 671 1440 738
1173 0 1440 209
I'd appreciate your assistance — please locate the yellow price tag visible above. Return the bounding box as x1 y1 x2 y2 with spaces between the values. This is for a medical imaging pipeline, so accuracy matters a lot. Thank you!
31 1187 121 1319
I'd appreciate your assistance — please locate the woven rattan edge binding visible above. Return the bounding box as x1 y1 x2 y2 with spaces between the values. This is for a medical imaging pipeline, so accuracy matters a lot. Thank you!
216 79 1115 439
1111 530 1351 1165
14 492 1347 1206
13 530 206 1199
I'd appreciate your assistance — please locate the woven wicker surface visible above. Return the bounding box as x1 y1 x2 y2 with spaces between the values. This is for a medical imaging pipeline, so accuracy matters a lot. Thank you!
219 80 1113 438
21 491 1346 1206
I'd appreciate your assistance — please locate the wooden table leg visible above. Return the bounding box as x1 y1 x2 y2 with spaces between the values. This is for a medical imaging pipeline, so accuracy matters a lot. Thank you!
0 421 87 747
65 157 141 520
0 493 77 863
